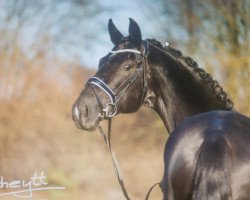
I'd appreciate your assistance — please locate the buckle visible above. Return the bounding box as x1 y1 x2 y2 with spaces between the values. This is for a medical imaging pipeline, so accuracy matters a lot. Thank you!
103 103 117 118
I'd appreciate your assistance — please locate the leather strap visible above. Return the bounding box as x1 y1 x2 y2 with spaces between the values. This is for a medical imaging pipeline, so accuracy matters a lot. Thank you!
145 182 162 200
97 119 162 200
98 119 131 200
88 77 116 104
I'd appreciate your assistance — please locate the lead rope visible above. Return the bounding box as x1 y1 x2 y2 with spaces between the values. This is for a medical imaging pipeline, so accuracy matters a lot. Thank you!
97 119 162 200
145 182 162 200
98 119 131 200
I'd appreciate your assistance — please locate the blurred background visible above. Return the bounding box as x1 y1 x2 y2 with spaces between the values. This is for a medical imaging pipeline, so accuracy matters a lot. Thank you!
0 0 249 199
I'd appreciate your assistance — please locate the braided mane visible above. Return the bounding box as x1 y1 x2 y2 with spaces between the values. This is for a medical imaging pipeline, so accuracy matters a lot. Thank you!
146 39 234 110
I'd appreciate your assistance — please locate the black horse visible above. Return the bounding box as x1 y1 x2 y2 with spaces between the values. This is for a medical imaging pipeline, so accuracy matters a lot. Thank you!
72 18 250 200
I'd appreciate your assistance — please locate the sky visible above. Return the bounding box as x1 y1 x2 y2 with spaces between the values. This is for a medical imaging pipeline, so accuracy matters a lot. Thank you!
0 0 187 69
77 0 176 68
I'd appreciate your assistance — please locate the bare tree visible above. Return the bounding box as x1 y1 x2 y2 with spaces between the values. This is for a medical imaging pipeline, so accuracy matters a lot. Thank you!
159 0 250 113
0 0 98 99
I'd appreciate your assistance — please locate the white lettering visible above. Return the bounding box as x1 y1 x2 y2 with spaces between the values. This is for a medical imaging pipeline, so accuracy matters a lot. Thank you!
8 180 21 188
0 172 65 198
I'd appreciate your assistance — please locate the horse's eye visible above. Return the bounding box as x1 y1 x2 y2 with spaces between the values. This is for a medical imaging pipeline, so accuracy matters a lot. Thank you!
124 65 132 71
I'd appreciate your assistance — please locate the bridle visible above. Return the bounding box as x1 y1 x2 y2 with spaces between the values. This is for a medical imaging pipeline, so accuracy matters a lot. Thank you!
87 41 148 119
86 41 161 200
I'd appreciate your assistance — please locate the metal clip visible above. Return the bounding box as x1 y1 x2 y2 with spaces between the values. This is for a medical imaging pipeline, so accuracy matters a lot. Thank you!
103 103 117 118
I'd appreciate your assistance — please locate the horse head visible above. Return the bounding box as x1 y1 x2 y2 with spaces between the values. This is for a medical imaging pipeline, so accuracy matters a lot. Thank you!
72 18 148 131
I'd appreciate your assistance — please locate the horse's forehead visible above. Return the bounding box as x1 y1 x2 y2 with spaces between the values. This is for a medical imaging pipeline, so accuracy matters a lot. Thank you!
98 39 139 69
98 52 136 70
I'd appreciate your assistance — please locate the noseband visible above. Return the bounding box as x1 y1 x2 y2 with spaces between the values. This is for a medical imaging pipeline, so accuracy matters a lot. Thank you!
88 76 118 118
87 43 148 119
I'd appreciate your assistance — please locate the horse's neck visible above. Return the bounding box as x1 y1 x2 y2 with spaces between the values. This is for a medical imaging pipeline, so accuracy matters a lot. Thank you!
146 48 233 134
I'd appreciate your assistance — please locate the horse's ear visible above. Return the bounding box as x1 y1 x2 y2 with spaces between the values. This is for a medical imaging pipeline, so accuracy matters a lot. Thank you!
128 18 142 45
108 19 124 45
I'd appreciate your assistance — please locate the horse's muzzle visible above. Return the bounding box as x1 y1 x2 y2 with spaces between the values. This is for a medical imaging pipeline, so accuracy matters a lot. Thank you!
72 103 99 131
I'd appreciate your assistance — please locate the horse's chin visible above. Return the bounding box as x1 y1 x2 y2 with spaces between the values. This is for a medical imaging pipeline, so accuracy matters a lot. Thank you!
74 116 101 132
83 125 98 132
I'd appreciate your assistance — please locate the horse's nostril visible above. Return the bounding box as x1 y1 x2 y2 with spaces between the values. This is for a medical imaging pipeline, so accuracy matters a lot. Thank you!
82 105 89 119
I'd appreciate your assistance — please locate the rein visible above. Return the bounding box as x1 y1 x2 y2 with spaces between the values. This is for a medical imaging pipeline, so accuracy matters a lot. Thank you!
98 119 131 200
98 119 162 200
88 41 161 199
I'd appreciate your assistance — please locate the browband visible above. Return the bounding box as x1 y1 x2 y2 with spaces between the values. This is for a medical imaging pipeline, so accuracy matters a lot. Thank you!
110 49 141 55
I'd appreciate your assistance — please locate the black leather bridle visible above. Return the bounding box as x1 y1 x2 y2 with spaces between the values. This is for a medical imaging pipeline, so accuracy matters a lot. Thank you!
87 41 149 119
86 41 161 200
